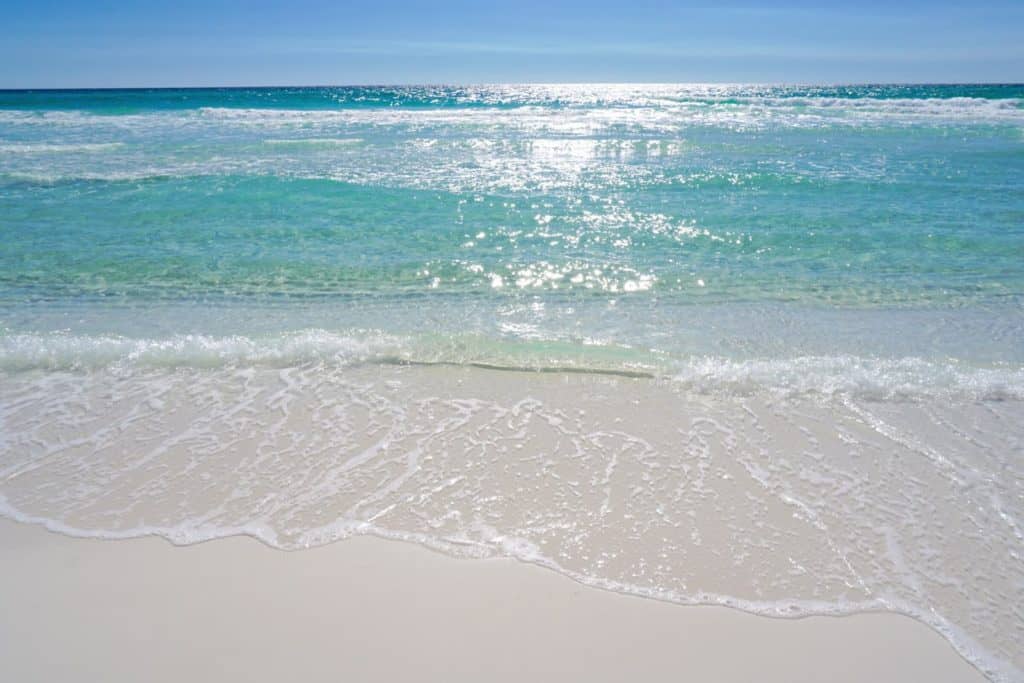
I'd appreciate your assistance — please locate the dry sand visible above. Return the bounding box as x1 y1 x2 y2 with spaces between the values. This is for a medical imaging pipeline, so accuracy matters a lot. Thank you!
0 518 984 682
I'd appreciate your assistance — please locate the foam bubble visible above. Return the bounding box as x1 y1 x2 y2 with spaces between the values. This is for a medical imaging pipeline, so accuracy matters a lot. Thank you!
671 355 1024 401
0 331 399 372
1 332 1021 400
0 366 1020 680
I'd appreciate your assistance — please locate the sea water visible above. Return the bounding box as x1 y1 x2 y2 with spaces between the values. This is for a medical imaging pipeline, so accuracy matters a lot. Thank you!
0 85 1022 679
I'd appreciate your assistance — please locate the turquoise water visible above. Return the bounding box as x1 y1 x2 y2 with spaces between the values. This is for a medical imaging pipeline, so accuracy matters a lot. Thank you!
1 84 1023 387
2 86 1024 680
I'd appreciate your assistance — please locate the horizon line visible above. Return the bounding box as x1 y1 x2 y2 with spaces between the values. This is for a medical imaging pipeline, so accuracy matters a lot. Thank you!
2 81 1023 92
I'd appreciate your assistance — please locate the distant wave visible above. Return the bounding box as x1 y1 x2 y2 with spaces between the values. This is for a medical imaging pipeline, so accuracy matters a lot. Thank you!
263 137 363 146
193 98 1024 129
0 170 200 184
0 141 124 153
1 93 1020 132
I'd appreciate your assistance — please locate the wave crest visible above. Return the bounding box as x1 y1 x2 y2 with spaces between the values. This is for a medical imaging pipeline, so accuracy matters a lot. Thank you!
2 331 1021 400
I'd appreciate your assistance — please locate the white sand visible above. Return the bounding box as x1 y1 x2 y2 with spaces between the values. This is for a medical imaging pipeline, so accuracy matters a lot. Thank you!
0 519 984 682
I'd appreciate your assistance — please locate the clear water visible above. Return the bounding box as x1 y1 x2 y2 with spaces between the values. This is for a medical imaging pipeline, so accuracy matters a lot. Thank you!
2 84 1023 383
1 85 1023 679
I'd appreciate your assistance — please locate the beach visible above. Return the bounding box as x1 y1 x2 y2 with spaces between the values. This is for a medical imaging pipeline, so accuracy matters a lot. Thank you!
1 84 1022 681
0 517 985 682
2 364 1021 680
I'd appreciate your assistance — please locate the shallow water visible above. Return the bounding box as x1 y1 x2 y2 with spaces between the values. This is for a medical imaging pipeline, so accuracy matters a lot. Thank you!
1 85 1022 680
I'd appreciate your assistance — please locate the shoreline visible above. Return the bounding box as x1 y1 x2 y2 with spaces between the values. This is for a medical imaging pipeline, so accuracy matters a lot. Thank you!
2 363 1020 680
0 518 986 682
3 80 1022 683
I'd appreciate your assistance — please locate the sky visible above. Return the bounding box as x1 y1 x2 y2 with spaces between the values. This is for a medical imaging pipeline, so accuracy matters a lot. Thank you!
1 1 1022 87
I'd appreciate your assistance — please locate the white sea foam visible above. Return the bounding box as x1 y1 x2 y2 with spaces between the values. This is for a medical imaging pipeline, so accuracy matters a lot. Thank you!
0 489 1007 680
0 141 124 153
2 93 1018 197
671 355 1024 401
191 98 1024 131
0 94 1020 136
0 331 400 371
0 365 1020 680
263 137 363 146
1 331 1021 401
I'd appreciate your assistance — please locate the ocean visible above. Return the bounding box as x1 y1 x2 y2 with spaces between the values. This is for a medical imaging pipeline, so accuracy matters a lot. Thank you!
1 84 1022 679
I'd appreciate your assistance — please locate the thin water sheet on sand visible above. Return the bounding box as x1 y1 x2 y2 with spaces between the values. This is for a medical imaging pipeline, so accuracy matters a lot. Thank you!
1 364 1020 680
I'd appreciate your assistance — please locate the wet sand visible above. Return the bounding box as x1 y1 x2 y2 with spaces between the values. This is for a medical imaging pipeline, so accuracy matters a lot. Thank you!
0 519 984 682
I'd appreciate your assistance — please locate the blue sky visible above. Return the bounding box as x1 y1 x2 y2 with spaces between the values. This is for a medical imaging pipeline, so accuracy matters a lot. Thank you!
1 1 1022 87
